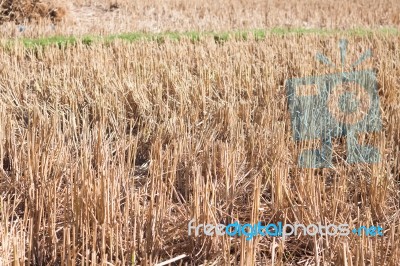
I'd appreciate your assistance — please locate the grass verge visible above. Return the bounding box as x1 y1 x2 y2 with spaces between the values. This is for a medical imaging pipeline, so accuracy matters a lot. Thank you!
3 27 400 48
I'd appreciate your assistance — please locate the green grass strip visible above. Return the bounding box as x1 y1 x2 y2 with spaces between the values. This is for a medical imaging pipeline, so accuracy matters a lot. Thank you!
3 27 399 48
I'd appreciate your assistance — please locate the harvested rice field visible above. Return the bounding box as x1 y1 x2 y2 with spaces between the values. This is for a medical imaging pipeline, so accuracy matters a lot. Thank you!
0 1 399 265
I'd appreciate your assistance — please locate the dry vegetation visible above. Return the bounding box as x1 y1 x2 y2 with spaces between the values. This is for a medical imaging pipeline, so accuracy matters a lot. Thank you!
0 0 66 24
0 0 400 265
0 35 399 265
0 0 400 37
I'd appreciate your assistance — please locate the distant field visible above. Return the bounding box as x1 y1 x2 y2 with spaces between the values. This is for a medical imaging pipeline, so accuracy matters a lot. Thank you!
0 33 399 265
0 0 400 37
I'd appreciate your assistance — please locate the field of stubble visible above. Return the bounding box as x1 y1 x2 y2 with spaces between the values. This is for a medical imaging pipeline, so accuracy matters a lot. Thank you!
0 35 399 265
1 0 400 37
0 1 400 266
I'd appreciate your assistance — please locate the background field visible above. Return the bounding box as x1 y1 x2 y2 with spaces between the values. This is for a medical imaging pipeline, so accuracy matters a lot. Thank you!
1 0 400 37
0 1 400 266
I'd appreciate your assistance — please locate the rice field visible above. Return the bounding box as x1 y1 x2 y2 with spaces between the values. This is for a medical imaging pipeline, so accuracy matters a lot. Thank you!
0 1 400 266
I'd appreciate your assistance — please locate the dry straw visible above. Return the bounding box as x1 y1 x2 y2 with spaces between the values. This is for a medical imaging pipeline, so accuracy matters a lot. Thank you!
0 34 399 264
